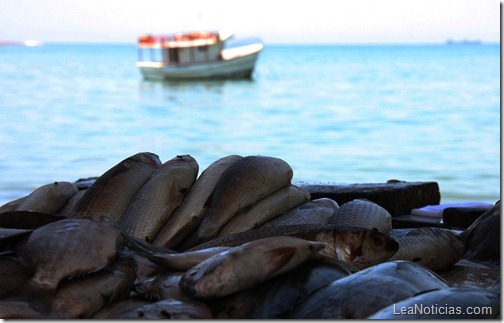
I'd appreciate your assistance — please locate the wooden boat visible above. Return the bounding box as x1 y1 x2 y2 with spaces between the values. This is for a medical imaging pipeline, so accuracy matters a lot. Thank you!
136 31 263 80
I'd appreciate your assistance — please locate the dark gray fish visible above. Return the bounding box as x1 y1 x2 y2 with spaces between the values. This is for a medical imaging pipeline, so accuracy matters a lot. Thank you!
14 181 78 214
153 155 242 249
207 257 352 319
462 201 500 268
195 155 293 242
289 260 449 319
217 184 310 236
119 155 198 242
71 152 162 221
328 198 392 233
388 227 464 271
17 218 123 291
109 299 213 319
48 252 137 319
368 286 500 319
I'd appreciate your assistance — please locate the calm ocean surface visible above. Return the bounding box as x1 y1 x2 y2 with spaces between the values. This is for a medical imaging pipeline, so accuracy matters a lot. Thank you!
0 42 500 206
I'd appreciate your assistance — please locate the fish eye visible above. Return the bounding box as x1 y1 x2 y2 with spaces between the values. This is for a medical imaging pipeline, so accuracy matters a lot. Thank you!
372 235 384 250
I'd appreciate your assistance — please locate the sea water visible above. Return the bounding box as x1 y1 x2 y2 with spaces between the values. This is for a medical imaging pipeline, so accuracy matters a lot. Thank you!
0 43 500 205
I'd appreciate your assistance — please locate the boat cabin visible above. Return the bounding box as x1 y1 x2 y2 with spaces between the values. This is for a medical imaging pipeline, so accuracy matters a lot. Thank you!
137 31 232 65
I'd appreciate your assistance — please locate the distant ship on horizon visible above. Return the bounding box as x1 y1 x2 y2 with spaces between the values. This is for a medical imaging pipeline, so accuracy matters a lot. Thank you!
445 39 482 45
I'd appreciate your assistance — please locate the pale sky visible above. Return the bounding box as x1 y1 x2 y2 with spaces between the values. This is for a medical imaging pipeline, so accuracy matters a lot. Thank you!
0 0 501 44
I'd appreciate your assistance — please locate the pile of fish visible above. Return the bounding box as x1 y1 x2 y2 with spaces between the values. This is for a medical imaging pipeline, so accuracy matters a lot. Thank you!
0 152 500 319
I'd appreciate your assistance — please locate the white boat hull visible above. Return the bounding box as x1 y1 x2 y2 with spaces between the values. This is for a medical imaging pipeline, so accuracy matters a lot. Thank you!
137 44 262 80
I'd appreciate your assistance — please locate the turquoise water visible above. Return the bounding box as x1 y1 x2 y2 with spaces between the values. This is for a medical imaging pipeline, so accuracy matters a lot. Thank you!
0 43 500 205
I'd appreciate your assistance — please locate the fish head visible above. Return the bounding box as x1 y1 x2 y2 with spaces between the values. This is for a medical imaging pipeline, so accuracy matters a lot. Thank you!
317 228 399 269
179 253 232 299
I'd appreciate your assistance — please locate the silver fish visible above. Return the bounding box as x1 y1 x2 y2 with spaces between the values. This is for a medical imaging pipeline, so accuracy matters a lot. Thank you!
260 198 339 228
217 185 311 236
387 227 464 271
71 152 161 221
14 182 78 214
153 155 242 249
119 155 198 242
289 260 449 319
328 198 392 233
180 236 325 298
110 298 213 319
188 224 398 269
195 155 293 242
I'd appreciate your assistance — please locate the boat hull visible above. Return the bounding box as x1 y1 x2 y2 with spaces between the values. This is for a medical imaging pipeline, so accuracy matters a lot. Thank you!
137 49 260 81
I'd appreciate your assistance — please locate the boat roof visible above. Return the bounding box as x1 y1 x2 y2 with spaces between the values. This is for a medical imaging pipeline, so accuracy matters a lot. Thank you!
138 31 232 48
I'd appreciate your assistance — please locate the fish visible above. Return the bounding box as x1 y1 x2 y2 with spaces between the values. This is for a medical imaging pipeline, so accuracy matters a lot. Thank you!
210 257 353 319
119 155 198 242
70 152 162 221
179 236 326 298
217 185 311 236
289 260 449 319
260 198 339 228
138 246 231 272
368 286 501 319
328 198 392 233
136 272 187 301
0 196 28 214
13 181 78 214
16 218 123 291
109 298 213 319
195 155 293 243
387 227 465 271
48 252 137 319
459 201 500 241
152 155 242 250
187 224 398 269
462 201 500 268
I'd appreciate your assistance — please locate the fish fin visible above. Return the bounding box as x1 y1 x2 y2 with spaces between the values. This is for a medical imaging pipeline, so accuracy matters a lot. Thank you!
265 247 297 275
